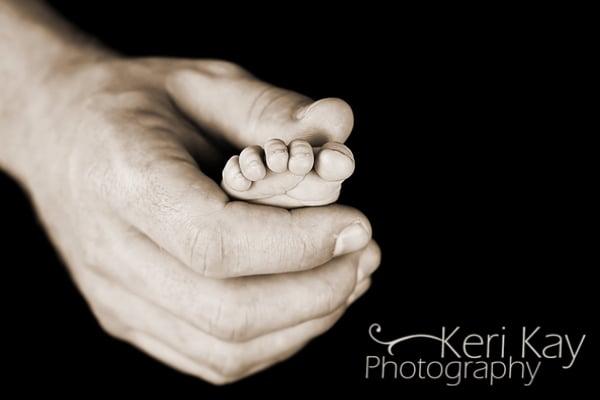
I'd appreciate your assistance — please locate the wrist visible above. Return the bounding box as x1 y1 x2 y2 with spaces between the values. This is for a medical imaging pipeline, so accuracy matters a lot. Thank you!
0 49 115 181
0 0 116 183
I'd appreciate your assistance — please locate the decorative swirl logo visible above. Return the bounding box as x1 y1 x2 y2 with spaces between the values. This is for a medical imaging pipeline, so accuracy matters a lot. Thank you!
368 323 443 356
366 324 586 386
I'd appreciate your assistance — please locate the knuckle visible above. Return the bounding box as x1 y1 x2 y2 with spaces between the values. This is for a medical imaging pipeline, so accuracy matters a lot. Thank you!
203 373 231 386
196 212 251 278
318 280 341 314
97 316 127 339
207 286 254 342
213 349 248 378
185 219 227 277
88 303 128 339
316 276 350 315
182 313 253 378
293 227 322 270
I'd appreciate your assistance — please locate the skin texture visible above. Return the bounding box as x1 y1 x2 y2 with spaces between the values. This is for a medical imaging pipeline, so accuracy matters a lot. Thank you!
0 0 381 384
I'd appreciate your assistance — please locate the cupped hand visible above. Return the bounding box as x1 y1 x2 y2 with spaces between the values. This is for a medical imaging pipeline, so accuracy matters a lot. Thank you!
12 57 380 384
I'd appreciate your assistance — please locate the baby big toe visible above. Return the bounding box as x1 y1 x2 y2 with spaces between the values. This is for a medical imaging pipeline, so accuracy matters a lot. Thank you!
223 155 252 191
239 145 267 181
315 142 355 181
288 139 314 175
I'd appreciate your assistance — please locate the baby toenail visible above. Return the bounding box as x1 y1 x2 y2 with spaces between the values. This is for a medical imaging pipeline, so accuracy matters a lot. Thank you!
324 147 354 160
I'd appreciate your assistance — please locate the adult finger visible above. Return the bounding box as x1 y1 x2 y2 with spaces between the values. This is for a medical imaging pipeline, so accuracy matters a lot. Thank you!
75 267 370 384
89 223 380 341
166 63 354 148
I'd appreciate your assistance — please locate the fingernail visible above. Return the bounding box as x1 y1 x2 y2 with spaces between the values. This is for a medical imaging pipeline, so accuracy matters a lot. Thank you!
334 222 370 256
294 101 316 120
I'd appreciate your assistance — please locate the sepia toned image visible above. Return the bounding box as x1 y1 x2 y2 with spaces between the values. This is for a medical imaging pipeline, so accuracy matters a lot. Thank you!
0 1 594 397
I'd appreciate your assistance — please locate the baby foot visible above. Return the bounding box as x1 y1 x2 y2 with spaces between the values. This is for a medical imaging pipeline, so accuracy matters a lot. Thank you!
222 139 354 208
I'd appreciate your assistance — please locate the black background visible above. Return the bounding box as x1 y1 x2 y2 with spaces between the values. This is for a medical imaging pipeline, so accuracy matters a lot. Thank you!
1 1 595 397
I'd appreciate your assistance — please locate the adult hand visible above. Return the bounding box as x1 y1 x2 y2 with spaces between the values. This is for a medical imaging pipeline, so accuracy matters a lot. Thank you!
4 55 381 384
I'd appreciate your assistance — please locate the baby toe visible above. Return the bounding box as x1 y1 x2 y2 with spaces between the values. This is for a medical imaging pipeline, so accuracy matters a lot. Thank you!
264 138 289 173
315 142 355 181
223 155 252 191
239 145 267 181
288 139 314 176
